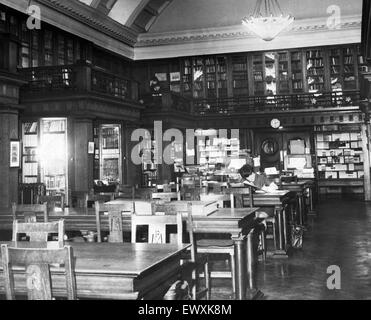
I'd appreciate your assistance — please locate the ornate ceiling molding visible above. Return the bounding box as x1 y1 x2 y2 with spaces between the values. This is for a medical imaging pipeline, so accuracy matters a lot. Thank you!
134 15 362 60
36 0 139 45
137 15 361 47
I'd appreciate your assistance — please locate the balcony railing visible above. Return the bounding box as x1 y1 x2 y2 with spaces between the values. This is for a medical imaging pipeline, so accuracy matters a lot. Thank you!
20 65 77 92
91 68 138 101
194 91 361 115
142 92 193 114
18 64 140 102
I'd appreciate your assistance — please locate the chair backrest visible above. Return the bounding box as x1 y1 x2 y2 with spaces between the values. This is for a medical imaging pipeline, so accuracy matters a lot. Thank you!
12 219 65 248
227 187 255 209
1 244 76 300
152 192 180 202
38 194 65 212
95 201 124 243
12 203 48 223
131 213 183 245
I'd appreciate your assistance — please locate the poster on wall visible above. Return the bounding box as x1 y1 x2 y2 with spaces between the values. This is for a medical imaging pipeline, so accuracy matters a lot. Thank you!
170 72 180 82
10 140 20 168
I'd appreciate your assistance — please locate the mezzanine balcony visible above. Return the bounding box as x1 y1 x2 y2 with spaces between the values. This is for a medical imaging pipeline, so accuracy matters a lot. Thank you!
18 63 140 105
193 90 361 116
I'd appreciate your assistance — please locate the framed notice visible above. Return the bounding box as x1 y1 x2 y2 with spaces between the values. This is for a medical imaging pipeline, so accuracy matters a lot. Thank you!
10 140 20 168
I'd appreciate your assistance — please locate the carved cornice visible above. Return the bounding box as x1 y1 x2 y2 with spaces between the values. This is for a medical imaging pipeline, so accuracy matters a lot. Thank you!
36 0 138 45
135 15 362 60
137 15 361 47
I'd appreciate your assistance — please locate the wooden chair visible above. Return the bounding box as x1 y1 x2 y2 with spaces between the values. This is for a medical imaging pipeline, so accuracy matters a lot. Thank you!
231 189 268 261
1 244 77 300
187 210 236 297
12 220 65 249
12 203 48 223
131 213 210 300
38 194 65 213
95 201 126 243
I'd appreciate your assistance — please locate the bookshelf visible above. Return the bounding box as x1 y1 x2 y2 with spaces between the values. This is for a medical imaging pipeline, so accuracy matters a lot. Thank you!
232 55 249 96
22 122 39 184
217 57 228 98
182 58 192 96
197 133 240 174
176 45 365 99
193 57 204 99
99 124 122 184
306 49 325 93
205 57 216 98
329 48 342 92
342 47 357 91
278 52 290 94
253 54 265 95
141 129 158 187
357 46 369 74
315 125 364 198
291 51 304 93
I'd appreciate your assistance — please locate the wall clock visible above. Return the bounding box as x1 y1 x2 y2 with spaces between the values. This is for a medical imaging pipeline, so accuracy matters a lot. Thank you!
270 118 281 129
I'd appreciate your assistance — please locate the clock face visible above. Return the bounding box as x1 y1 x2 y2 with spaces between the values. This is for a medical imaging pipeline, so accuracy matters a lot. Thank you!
271 119 281 129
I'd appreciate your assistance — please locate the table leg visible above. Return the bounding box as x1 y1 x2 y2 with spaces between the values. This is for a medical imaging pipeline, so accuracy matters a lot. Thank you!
298 194 304 226
274 206 289 257
246 229 256 290
232 235 247 300
276 206 284 251
282 205 289 251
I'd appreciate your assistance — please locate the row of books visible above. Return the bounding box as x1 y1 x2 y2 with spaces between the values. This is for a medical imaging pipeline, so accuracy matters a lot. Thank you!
307 50 323 59
307 59 324 67
319 171 364 179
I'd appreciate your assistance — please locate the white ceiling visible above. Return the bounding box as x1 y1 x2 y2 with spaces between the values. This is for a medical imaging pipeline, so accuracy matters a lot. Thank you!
148 0 363 33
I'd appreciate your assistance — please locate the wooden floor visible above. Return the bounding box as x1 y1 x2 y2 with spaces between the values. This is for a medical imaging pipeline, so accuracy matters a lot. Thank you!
211 199 371 300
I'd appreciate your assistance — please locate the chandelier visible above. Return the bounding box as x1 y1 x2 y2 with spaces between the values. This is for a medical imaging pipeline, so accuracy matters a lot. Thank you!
242 0 294 41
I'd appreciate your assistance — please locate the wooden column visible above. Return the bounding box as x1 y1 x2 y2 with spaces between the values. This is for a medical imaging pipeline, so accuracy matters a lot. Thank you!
0 107 19 208
73 118 94 193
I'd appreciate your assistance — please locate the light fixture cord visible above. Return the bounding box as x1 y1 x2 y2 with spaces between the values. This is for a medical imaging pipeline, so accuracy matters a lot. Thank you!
253 0 263 17
274 0 285 16
251 0 287 18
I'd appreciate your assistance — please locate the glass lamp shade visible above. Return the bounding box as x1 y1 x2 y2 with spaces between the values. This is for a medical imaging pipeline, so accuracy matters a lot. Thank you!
242 15 294 41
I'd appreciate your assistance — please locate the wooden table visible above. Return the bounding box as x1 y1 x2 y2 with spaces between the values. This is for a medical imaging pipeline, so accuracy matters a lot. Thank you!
0 242 189 300
0 206 260 300
226 189 294 257
190 208 260 300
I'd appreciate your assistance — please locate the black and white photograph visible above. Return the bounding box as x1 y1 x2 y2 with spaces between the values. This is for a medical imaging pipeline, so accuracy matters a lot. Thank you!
0 0 371 311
